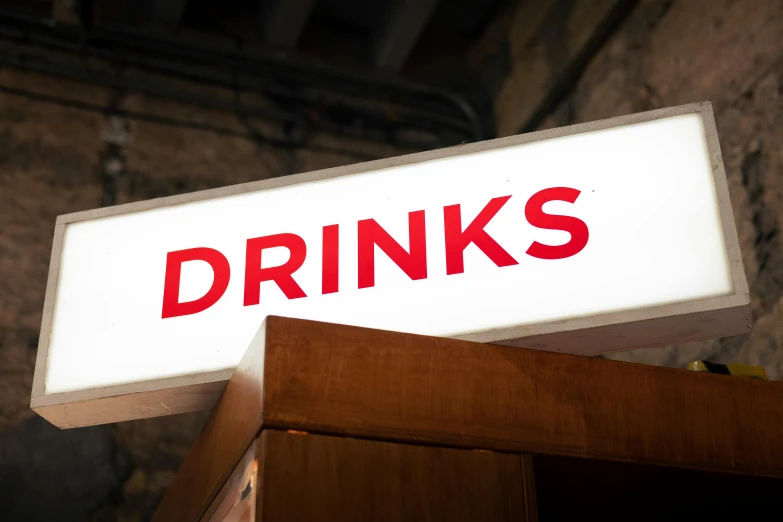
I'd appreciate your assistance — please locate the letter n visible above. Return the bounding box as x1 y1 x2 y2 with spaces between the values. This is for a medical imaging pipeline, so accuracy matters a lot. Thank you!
357 210 427 289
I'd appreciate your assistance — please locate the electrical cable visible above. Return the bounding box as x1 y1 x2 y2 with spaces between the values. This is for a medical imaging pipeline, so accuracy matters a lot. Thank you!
0 83 380 160
0 50 435 151
0 14 480 141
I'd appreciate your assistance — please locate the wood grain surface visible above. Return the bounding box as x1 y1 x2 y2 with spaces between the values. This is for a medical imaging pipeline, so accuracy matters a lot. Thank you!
259 317 783 477
203 440 258 522
256 429 528 522
152 326 267 522
153 316 783 521
520 454 538 522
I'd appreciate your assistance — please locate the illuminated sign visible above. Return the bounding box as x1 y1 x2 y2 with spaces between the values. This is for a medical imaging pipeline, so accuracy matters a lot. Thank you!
31 102 749 428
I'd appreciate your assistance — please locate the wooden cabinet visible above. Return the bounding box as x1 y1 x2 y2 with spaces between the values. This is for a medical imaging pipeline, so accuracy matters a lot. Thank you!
256 430 530 522
154 317 783 522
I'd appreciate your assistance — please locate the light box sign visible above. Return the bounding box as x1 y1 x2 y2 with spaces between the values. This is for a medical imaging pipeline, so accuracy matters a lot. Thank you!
31 102 750 428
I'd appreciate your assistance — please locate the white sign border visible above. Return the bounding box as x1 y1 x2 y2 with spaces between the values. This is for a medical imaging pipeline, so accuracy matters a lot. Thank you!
31 101 751 428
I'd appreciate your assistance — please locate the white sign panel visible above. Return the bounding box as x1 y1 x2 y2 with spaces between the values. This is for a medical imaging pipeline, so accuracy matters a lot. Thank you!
31 103 750 427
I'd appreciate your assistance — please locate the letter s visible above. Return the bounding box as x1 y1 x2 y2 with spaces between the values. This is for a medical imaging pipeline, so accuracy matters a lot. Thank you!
525 187 589 260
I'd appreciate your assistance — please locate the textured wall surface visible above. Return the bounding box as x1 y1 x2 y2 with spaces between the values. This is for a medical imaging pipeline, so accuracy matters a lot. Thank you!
2 0 783 520
485 0 783 376
0 64 402 521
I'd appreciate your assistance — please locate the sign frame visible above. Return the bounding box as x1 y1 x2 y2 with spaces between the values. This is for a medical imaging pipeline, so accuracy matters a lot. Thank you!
31 101 751 428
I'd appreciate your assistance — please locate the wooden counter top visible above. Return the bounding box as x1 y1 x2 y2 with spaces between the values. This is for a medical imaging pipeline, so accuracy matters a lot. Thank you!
154 316 783 522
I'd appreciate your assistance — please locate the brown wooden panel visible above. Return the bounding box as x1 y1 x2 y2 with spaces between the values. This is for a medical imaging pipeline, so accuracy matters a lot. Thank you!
520 454 538 522
202 441 258 522
152 326 268 522
259 317 783 478
153 316 783 521
256 429 527 522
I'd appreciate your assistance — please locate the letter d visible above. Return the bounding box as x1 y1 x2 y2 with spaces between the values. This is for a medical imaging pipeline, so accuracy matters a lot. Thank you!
162 248 230 319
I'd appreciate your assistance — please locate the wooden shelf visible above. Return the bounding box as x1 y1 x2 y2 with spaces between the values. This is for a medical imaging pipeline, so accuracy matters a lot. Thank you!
154 316 783 522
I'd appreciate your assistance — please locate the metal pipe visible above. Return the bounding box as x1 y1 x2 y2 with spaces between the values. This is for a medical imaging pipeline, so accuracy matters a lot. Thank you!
0 82 381 161
0 49 440 151
0 9 486 142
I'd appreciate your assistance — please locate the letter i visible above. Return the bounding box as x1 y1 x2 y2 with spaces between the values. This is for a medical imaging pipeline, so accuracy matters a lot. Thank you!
322 224 339 294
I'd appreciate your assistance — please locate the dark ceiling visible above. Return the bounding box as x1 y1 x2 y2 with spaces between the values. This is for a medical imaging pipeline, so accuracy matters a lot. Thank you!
96 0 502 73
0 0 510 150
0 0 506 151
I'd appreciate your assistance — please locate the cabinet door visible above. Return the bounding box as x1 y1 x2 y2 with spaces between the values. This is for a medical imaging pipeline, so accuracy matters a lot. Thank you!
256 429 534 522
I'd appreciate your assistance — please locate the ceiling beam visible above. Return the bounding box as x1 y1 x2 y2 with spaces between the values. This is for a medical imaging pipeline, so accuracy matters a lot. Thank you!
259 0 317 48
52 0 83 27
372 0 440 72
152 0 189 27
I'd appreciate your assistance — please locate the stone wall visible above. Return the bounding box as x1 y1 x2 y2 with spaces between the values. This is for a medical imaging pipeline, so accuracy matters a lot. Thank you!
480 0 783 377
0 64 402 521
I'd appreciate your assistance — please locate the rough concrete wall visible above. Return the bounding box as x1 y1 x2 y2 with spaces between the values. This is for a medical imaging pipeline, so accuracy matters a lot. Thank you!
491 0 616 136
4 0 783 518
488 0 783 376
0 64 401 521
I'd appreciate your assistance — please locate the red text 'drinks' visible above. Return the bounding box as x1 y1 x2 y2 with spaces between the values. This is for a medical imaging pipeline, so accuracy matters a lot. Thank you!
161 188 588 319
